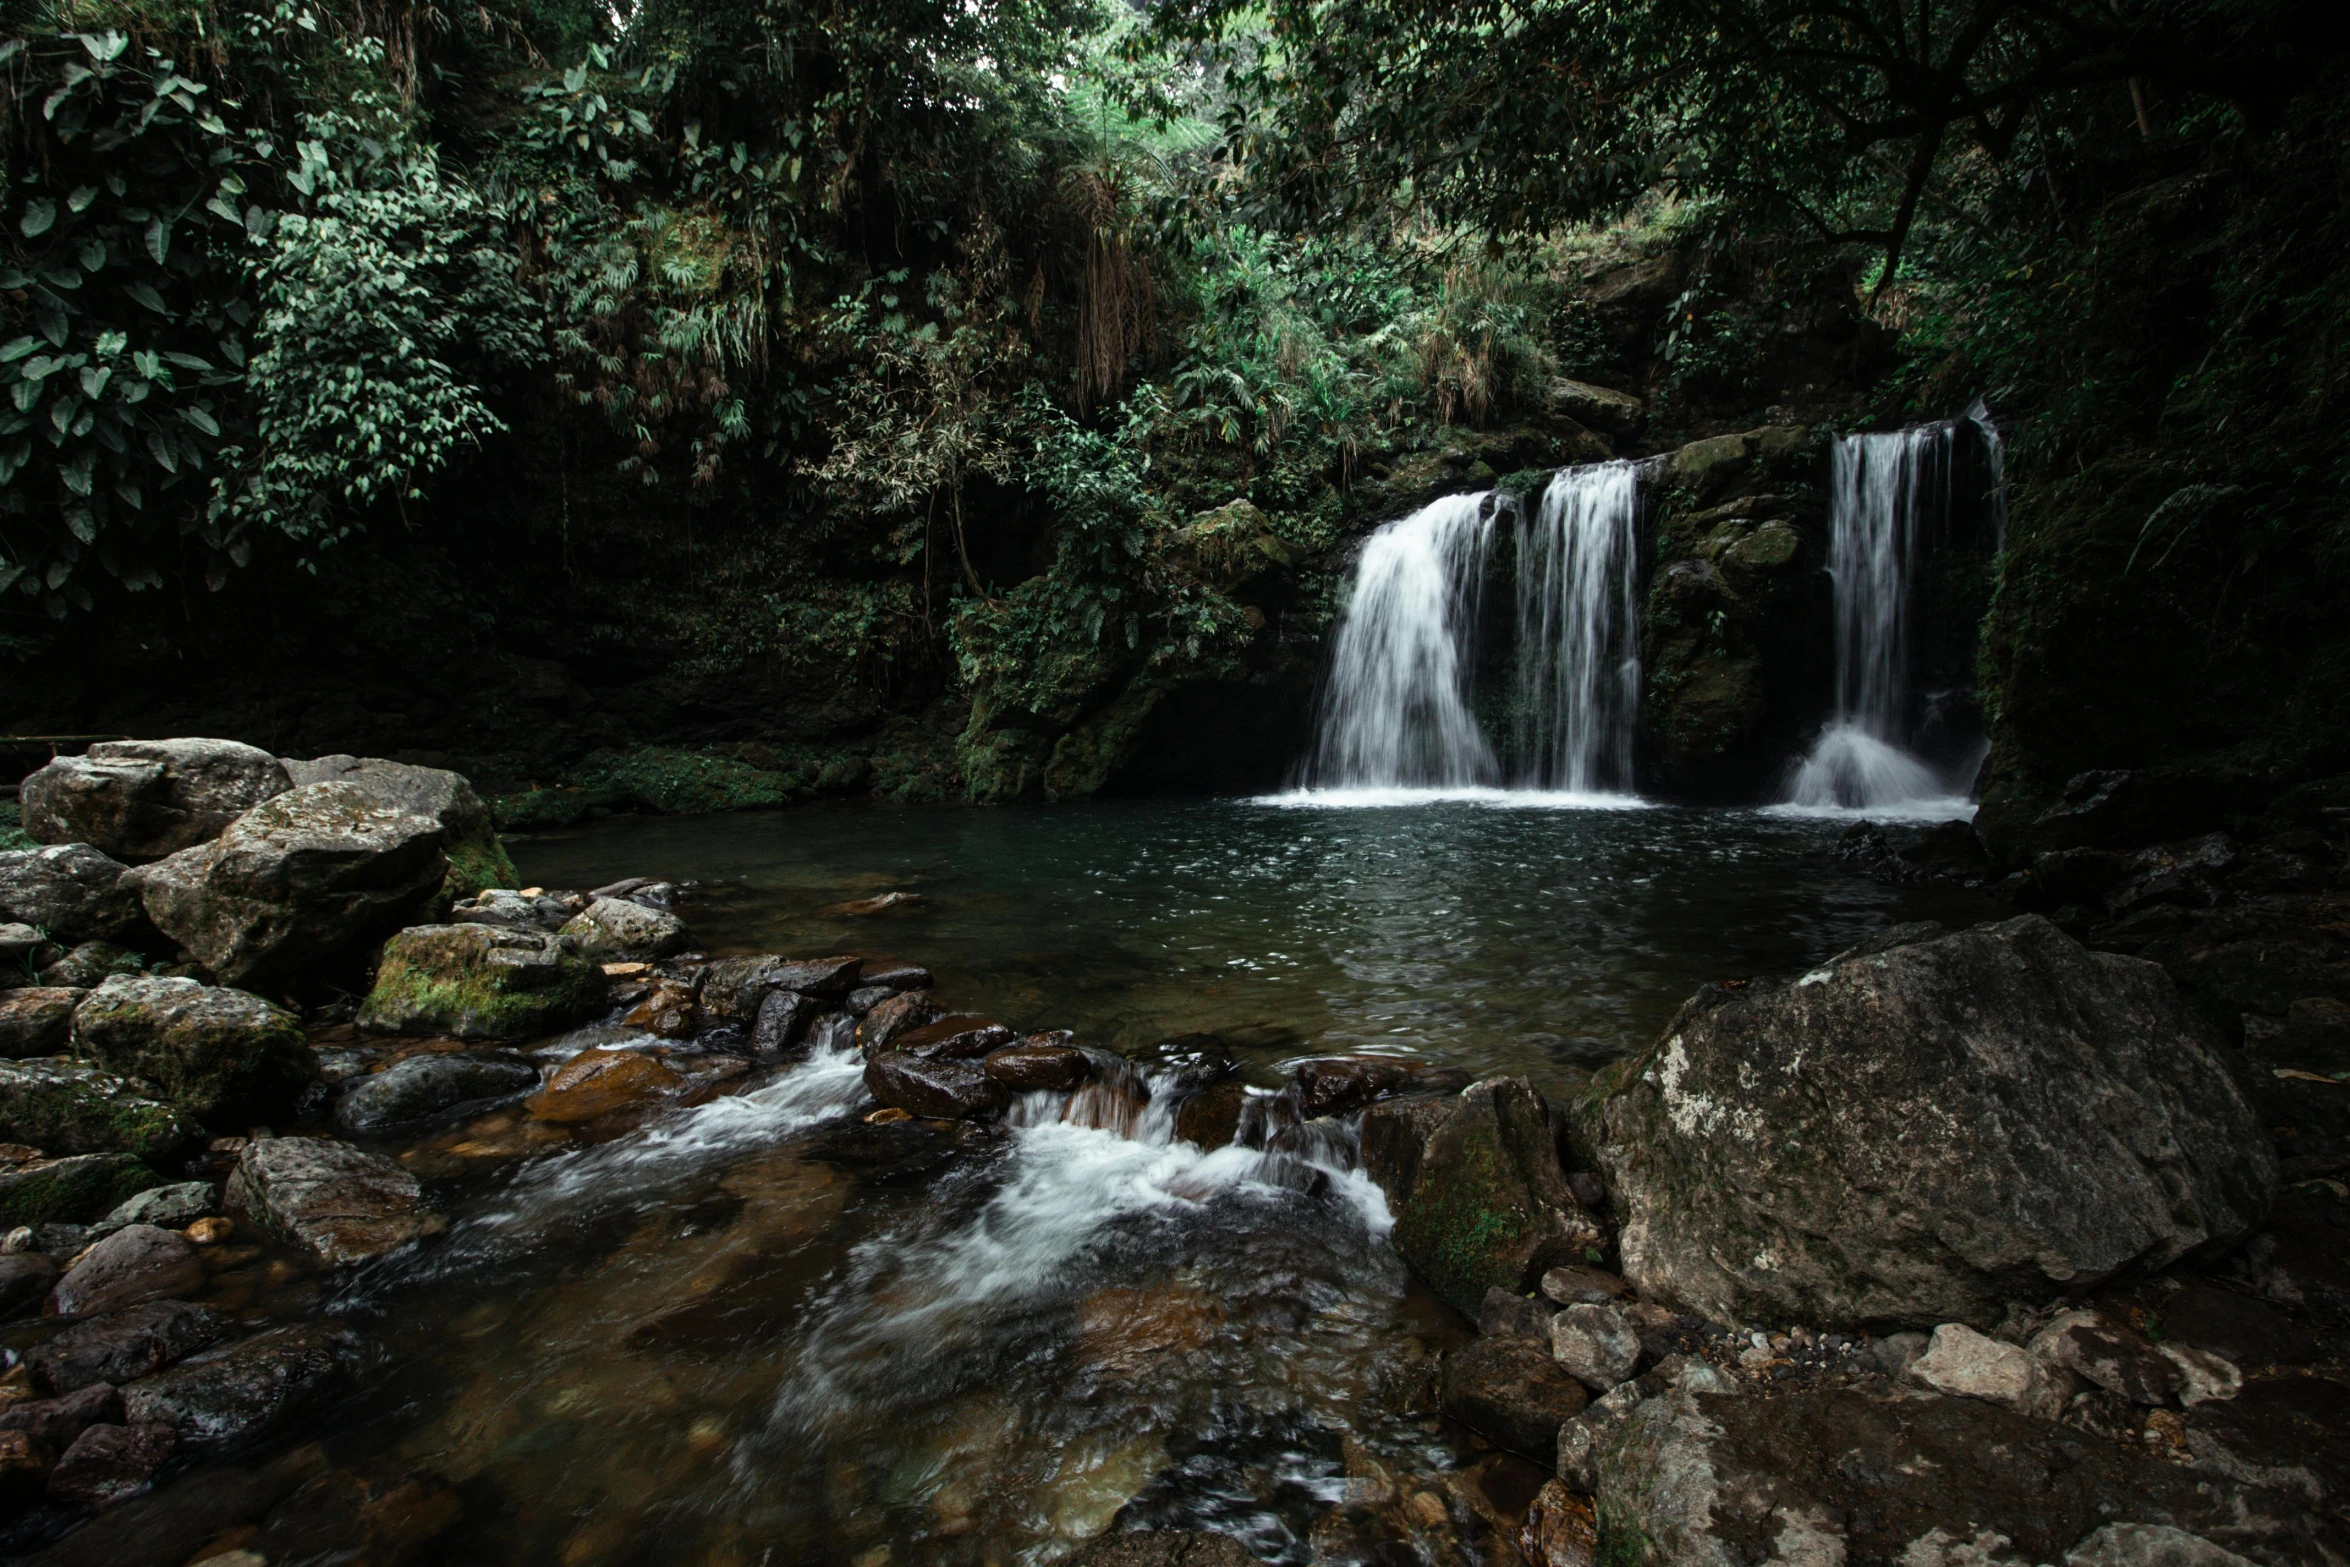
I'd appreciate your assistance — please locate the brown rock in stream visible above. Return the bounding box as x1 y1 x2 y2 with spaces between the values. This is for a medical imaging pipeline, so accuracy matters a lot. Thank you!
525 1048 685 1123
863 1054 1005 1119
1440 1335 1588 1462
858 990 938 1053
47 1225 203 1318
984 1041 1092 1092
892 1015 1014 1061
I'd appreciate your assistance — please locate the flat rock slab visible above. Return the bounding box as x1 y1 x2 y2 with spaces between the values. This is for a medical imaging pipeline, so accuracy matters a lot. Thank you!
1586 915 2275 1329
226 1137 435 1264
1598 1385 2341 1567
525 1048 683 1123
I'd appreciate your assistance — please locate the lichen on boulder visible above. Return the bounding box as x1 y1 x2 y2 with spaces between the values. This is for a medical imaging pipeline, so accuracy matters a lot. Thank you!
282 754 518 898
70 974 315 1132
1584 915 2275 1331
19 738 290 862
358 923 607 1041
124 781 450 987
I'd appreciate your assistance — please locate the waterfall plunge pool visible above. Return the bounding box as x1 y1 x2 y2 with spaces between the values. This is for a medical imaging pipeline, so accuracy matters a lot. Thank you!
120 799 1993 1567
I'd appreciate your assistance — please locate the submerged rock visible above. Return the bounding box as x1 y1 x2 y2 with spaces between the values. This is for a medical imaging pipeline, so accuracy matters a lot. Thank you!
71 974 314 1131
358 923 607 1041
0 842 145 944
122 1321 365 1451
125 782 449 987
47 1419 177 1506
1393 1075 1605 1315
225 1137 435 1263
0 1059 196 1162
334 1051 538 1133
0 986 82 1057
556 897 689 963
20 739 290 862
47 1224 204 1318
1594 1384 2333 1567
1065 1532 1257 1567
25 1299 224 1393
864 1053 1006 1119
282 754 516 898
1585 916 2275 1329
1440 1334 1588 1462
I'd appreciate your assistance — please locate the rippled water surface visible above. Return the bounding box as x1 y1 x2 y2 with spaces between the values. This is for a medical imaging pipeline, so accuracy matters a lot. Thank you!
514 794 1996 1093
249 799 1991 1567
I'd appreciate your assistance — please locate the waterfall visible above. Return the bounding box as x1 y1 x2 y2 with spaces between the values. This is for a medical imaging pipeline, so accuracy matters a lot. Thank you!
1299 463 1642 798
1516 463 1643 793
1783 414 1997 812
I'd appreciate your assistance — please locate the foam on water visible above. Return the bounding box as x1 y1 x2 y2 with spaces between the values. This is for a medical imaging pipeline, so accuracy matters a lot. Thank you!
1252 785 1648 810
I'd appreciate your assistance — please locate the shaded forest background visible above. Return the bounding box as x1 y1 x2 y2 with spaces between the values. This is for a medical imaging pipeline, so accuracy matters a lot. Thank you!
1 0 2344 840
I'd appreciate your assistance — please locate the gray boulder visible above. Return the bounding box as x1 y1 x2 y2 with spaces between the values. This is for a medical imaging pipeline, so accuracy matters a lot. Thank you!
0 986 82 1057
121 1321 365 1451
334 1051 539 1133
357 923 607 1040
125 782 448 986
446 887 579 933
0 843 144 943
20 739 289 862
71 974 314 1130
283 754 517 898
0 920 52 979
1585 916 2274 1329
225 1136 435 1263
1594 1385 2332 1567
556 896 689 963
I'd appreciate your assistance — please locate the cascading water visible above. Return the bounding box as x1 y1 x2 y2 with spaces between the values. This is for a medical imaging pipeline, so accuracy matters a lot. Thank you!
1298 462 1643 798
1515 461 1643 793
1783 413 1999 813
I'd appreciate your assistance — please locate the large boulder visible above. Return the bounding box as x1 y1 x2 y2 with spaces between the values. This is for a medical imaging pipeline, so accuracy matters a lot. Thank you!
1392 1075 1606 1315
1594 1385 2334 1567
20 739 289 862
0 843 145 944
0 1059 197 1161
1585 916 2276 1330
225 1136 436 1263
357 923 606 1041
282 754 517 898
71 974 314 1131
124 782 448 986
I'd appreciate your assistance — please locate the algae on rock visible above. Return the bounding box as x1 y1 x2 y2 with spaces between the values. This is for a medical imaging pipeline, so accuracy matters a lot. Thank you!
359 923 608 1041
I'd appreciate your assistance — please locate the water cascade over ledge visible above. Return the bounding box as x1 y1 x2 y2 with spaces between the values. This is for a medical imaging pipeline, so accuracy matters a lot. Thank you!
1297 462 1644 800
1783 412 2001 814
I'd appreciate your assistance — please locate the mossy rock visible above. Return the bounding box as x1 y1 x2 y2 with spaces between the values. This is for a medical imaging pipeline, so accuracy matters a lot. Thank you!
0 1057 200 1161
71 975 315 1132
0 801 34 854
359 923 608 1041
442 832 520 901
1390 1075 1603 1315
0 1150 169 1227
